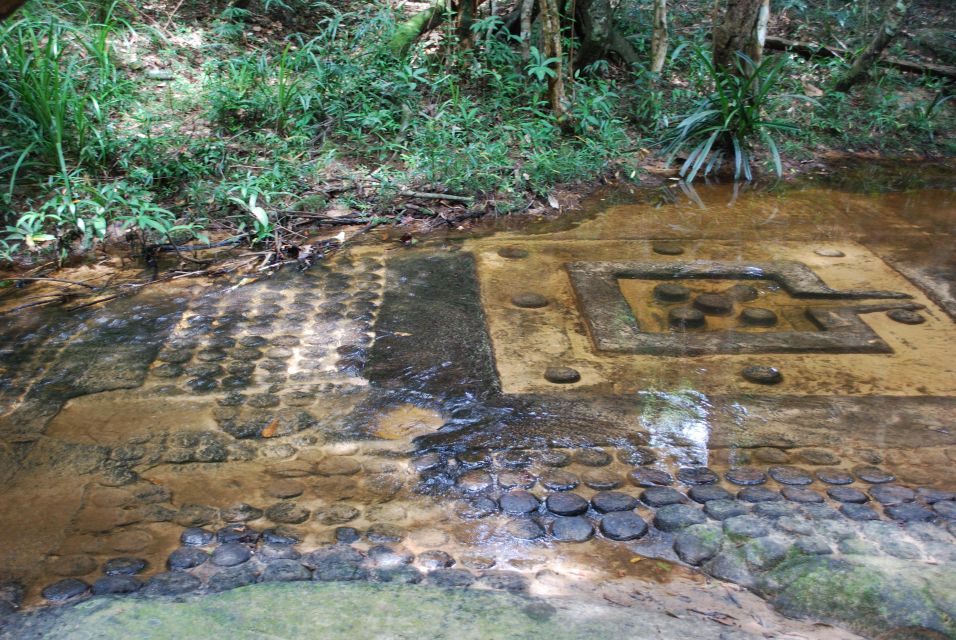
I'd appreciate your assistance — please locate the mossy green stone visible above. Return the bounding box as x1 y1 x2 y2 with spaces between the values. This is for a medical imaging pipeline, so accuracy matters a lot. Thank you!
762 556 956 638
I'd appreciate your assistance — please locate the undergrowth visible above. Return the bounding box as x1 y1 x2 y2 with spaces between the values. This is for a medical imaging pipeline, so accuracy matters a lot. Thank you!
0 0 952 263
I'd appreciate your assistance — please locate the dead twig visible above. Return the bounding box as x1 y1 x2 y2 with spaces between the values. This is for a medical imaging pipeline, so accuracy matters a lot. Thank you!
163 0 188 30
1 251 258 315
1 294 73 315
152 237 246 253
765 35 956 80
687 609 737 626
399 190 474 203
4 277 99 290
257 259 299 272
401 203 434 215
436 208 484 227
161 233 213 267
66 293 126 311
284 215 375 226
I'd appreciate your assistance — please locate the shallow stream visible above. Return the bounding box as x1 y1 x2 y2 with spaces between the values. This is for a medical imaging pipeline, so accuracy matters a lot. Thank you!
1 163 954 639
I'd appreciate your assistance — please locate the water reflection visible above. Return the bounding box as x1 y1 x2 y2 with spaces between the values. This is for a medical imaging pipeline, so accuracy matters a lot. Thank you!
637 390 713 468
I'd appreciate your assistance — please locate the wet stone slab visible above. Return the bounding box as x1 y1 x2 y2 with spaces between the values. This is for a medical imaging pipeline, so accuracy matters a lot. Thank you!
4 444 952 638
2 177 956 639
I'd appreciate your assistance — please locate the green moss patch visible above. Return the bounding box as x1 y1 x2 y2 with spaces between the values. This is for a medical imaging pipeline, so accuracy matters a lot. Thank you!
764 556 956 638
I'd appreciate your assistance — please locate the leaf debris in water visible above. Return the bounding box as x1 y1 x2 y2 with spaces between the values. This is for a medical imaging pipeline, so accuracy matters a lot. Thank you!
261 417 280 438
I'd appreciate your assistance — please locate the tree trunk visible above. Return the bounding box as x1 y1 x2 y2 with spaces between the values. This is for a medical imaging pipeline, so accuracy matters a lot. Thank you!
712 0 769 71
835 0 909 92
519 0 534 62
539 0 569 122
502 0 538 37
1 0 27 21
650 0 668 74
574 0 613 69
573 0 640 69
485 0 497 47
754 0 770 63
388 0 452 56
457 0 475 50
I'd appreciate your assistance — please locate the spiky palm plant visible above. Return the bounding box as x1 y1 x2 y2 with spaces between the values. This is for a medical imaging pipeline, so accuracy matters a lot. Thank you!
664 50 816 182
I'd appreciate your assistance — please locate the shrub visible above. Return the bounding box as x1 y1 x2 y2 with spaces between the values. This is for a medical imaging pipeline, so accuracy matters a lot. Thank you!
663 50 816 181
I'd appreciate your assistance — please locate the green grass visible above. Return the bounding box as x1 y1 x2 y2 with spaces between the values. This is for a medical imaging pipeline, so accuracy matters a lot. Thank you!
0 3 126 192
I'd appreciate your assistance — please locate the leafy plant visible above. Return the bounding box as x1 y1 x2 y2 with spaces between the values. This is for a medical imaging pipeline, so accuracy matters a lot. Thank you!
226 178 285 245
570 77 620 134
470 14 504 36
663 50 816 181
0 237 16 262
2 21 86 192
4 178 198 261
0 4 129 199
211 5 251 40
272 43 310 135
206 42 314 136
5 210 56 251
205 55 264 130
236 193 274 244
908 91 955 143
526 47 560 81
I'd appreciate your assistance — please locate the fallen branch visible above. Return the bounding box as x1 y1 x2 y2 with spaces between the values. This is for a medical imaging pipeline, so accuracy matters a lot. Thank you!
152 237 246 253
5 277 98 290
401 203 435 215
0 243 299 315
387 0 452 56
286 215 374 225
765 35 956 81
399 190 475 203
257 259 299 272
1 294 74 315
161 232 213 267
163 0 187 29
67 293 126 311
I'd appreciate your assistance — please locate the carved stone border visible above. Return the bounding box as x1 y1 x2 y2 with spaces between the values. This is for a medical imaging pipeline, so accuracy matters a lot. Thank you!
567 260 914 356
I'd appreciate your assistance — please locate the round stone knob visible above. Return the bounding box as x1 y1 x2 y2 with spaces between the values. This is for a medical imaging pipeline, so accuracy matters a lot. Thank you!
497 247 528 259
724 284 759 302
511 292 548 308
544 367 581 384
669 307 705 330
740 307 778 327
652 243 684 255
742 365 783 385
886 309 925 325
693 293 734 315
653 283 691 302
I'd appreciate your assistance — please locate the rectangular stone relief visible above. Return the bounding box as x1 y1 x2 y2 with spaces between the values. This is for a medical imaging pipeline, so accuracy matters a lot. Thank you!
469 239 956 396
567 260 915 356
